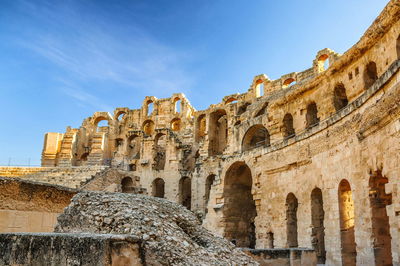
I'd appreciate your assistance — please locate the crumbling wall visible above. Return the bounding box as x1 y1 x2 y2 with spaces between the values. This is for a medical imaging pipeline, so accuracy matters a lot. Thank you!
0 177 76 233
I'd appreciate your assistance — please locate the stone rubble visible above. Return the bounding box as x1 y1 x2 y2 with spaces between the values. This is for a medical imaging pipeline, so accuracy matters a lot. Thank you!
55 191 258 265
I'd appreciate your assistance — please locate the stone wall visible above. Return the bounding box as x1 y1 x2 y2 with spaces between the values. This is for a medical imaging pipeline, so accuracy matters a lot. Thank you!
0 233 144 266
34 0 400 265
0 177 76 233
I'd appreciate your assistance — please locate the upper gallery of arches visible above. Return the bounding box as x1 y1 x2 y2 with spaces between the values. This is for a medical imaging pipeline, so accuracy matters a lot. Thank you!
42 1 400 166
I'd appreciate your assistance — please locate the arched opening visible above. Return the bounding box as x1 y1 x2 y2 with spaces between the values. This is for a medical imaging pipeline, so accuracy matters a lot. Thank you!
223 162 256 248
79 152 89 166
143 120 155 135
369 170 392 265
338 179 357 266
116 111 126 121
255 79 264 97
242 124 270 151
283 113 295 139
225 97 237 104
237 102 251 116
115 138 124 154
364 61 378 89
174 98 181 113
311 188 326 264
333 83 348 112
94 117 109 133
286 193 298 247
171 118 181 132
306 102 319 128
397 34 400 59
204 174 216 213
196 114 206 141
179 177 191 210
318 54 329 72
147 101 154 116
121 177 134 193
254 102 268 118
283 78 296 88
208 109 228 156
127 135 141 159
152 178 165 198
153 133 166 171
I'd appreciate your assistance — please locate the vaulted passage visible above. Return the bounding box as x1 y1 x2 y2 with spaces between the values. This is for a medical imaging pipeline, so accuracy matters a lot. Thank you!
179 177 191 210
333 83 348 112
223 162 256 248
369 170 393 266
242 124 270 151
306 102 319 128
152 178 165 198
286 193 298 247
338 179 357 266
121 177 134 193
364 61 378 89
127 135 141 159
283 113 295 138
208 110 228 156
311 188 326 264
204 174 216 213
153 133 166 170
397 34 400 59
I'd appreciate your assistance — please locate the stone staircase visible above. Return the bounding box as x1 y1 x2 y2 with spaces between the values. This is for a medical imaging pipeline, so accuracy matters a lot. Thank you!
0 166 109 189
57 130 77 167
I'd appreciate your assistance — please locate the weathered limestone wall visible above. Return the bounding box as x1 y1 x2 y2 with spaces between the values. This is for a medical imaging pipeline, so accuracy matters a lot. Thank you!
0 166 47 178
0 178 76 233
0 233 144 266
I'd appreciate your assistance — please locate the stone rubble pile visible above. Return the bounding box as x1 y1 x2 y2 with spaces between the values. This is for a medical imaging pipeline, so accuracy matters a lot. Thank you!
55 191 258 265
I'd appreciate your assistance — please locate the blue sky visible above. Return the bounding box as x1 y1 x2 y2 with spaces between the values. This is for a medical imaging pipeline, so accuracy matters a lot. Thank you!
0 0 388 166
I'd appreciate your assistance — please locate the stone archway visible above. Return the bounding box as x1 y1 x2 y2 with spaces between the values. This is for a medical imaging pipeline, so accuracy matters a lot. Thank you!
223 162 256 248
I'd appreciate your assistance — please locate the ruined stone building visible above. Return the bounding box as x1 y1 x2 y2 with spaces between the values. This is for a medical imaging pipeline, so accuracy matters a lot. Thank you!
1 0 400 265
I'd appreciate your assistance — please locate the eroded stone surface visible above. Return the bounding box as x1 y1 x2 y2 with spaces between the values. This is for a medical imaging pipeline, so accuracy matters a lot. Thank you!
55 191 257 265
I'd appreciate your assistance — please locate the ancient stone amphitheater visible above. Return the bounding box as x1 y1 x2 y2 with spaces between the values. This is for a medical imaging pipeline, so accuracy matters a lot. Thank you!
1 0 400 265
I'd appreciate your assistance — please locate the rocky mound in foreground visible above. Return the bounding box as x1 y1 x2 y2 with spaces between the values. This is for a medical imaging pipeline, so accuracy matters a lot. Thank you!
55 191 257 265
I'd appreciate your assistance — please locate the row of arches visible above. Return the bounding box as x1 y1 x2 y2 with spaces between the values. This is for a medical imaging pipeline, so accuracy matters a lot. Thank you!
285 174 392 265
145 97 183 117
219 161 393 266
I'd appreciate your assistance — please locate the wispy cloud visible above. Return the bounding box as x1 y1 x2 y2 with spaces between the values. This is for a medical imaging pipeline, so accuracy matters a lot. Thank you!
13 0 193 108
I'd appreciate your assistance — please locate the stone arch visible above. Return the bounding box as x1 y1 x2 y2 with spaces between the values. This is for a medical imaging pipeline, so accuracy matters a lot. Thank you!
283 78 296 88
208 109 228 156
242 124 270 151
283 113 295 138
115 110 127 121
93 116 109 132
153 133 166 171
286 192 298 248
146 100 154 116
174 97 181 113
369 170 393 265
364 61 378 89
152 178 165 198
204 174 216 213
223 162 256 248
338 179 357 266
333 83 348 112
143 120 155 135
121 177 134 193
127 135 141 159
196 114 206 141
225 97 237 104
306 102 319 128
179 176 191 210
171 118 181 132
317 54 329 72
255 79 264 97
311 187 326 264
